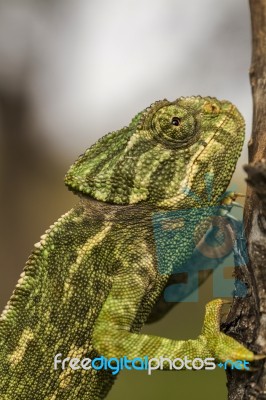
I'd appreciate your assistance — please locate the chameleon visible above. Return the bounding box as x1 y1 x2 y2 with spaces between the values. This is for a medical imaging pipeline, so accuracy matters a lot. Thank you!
0 96 261 399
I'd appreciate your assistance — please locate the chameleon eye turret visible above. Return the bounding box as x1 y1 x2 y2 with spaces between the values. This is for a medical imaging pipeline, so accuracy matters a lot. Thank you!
150 104 197 146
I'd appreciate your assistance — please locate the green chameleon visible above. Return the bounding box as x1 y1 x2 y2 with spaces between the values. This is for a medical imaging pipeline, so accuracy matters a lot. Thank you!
0 96 261 399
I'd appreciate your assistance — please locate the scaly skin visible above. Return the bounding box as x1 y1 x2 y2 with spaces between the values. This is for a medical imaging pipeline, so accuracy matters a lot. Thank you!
0 96 256 399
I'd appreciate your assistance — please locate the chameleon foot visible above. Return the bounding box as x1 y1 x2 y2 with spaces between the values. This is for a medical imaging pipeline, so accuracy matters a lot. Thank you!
221 192 246 206
219 191 245 218
201 299 265 362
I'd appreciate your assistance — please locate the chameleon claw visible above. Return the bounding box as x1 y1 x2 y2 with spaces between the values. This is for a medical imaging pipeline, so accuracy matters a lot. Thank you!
233 193 246 198
253 354 266 360
219 299 232 304
231 201 244 209
218 194 243 218
224 213 239 221
220 192 246 206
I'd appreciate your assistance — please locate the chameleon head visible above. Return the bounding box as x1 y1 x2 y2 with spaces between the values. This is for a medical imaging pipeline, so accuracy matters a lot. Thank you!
65 96 245 208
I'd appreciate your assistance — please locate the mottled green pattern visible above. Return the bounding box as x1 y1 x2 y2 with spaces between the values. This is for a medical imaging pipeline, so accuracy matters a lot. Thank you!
0 201 166 399
0 97 257 399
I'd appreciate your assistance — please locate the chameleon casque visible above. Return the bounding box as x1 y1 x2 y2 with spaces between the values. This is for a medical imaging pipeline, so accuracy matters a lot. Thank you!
0 96 260 399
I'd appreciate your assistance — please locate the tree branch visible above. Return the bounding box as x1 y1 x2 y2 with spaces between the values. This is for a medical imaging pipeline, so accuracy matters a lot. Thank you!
224 1 266 398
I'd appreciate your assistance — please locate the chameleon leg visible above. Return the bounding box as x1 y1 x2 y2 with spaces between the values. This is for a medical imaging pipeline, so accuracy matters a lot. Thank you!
92 268 257 366
201 299 262 362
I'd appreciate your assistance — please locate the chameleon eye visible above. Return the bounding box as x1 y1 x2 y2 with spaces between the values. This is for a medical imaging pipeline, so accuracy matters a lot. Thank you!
171 117 181 126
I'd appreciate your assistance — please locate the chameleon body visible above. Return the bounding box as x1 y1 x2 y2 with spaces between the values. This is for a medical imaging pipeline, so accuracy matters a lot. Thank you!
0 96 257 399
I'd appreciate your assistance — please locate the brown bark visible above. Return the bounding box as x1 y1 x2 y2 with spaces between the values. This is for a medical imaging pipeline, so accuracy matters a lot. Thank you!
224 1 266 398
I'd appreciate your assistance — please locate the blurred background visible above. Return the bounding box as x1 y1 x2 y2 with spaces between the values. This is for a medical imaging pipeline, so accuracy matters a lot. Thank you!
0 0 252 399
